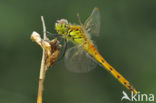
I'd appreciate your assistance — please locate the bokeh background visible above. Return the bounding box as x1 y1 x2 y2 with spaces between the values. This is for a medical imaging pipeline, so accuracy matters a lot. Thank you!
0 0 156 103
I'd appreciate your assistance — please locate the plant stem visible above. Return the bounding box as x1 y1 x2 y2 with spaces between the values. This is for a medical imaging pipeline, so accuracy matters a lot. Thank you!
37 16 47 103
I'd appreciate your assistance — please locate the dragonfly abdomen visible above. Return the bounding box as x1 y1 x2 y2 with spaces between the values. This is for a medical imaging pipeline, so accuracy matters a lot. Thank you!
84 42 137 94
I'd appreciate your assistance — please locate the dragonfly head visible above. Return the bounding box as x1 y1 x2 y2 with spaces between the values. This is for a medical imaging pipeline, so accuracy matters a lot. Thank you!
55 19 68 35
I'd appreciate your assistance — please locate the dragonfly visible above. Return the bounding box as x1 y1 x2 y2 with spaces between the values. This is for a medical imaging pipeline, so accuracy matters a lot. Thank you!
51 7 137 94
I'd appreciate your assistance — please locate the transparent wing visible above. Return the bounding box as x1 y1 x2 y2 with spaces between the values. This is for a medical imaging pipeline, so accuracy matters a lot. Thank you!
84 7 101 37
64 46 97 73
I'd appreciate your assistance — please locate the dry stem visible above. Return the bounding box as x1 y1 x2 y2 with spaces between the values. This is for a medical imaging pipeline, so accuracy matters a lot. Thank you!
37 16 47 103
31 16 61 103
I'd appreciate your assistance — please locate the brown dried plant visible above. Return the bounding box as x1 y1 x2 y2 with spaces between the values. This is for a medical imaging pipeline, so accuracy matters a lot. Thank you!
31 16 61 103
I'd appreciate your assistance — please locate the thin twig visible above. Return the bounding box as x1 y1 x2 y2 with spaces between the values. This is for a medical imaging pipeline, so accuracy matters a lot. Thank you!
37 16 48 103
41 16 47 40
31 16 61 103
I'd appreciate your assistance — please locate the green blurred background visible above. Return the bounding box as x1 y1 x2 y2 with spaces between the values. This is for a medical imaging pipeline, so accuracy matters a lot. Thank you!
0 0 156 103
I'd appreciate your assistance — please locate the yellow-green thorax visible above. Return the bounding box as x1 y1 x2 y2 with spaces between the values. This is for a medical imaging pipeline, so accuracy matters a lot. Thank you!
55 19 89 46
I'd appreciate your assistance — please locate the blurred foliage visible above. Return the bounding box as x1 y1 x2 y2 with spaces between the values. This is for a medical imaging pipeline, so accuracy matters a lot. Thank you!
0 0 156 103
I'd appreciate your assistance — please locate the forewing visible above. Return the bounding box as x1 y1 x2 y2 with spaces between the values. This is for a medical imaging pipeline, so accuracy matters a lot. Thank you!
84 7 101 37
64 46 97 73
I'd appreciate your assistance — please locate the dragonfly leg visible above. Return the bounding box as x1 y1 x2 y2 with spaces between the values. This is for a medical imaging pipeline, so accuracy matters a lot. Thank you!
47 31 62 37
57 39 68 61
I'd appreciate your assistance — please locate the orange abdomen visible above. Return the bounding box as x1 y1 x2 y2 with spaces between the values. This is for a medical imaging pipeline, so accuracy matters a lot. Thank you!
83 41 137 94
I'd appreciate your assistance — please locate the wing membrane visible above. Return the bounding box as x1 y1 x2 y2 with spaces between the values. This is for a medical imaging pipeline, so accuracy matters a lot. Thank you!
64 46 97 73
84 7 101 37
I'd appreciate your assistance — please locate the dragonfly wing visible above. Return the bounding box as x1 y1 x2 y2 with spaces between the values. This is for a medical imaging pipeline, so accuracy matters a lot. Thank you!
64 46 97 73
84 7 101 37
